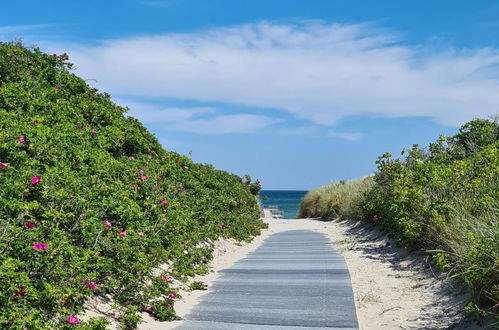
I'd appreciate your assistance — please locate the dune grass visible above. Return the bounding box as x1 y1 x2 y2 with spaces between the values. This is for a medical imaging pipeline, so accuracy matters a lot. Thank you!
298 177 373 220
299 118 498 320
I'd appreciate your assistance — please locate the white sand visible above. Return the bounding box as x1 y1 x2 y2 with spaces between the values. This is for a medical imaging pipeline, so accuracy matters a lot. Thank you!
90 212 480 329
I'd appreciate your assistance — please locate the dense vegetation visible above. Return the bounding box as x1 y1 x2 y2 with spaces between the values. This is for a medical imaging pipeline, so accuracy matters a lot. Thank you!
0 42 264 329
300 118 498 317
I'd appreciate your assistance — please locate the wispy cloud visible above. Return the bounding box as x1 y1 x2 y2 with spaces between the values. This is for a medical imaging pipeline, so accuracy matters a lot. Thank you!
0 24 53 39
276 126 317 135
166 114 282 134
327 130 364 141
116 99 216 123
60 21 499 127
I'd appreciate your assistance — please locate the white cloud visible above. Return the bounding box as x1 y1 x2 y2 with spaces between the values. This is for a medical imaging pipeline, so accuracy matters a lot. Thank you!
327 131 364 141
115 99 215 123
166 114 282 134
59 21 499 126
276 126 317 135
0 24 53 40
159 138 183 149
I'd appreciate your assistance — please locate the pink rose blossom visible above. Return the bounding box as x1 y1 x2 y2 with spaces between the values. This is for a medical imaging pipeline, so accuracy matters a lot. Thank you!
120 232 127 237
82 277 88 282
66 315 80 324
31 121 38 125
162 275 172 282
139 175 148 181
18 136 26 144
86 282 97 290
117 228 123 233
91 130 97 135
104 220 112 228
32 243 48 251
161 200 169 206
31 176 41 185
85 123 91 128
163 301 171 307
25 221 36 228
178 185 184 190
14 285 26 297
76 125 83 130
128 156 135 160
54 85 61 90
0 162 8 170
138 232 144 237
182 166 189 170
139 169 145 174
168 293 177 299
217 224 223 229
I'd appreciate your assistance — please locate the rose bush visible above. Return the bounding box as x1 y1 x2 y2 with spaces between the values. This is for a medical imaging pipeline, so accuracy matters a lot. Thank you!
0 42 265 328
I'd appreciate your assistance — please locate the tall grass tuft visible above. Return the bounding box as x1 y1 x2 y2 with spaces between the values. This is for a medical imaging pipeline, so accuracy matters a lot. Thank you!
298 177 373 219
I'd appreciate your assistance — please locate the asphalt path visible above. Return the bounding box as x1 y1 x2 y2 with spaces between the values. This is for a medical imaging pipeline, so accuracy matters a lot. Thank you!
174 230 359 329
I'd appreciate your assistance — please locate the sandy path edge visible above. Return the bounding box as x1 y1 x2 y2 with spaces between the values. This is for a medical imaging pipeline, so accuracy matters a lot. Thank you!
90 214 486 329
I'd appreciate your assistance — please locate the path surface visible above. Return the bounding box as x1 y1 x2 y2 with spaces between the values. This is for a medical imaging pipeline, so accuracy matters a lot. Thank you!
173 230 358 329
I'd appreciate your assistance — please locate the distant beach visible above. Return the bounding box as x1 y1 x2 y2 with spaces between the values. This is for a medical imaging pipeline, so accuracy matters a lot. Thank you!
259 190 308 218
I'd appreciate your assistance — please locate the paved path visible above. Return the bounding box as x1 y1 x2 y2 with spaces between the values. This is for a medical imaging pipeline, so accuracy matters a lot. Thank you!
174 230 358 329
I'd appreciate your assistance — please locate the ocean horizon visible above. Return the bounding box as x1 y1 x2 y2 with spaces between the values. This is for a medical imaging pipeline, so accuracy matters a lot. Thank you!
259 190 308 219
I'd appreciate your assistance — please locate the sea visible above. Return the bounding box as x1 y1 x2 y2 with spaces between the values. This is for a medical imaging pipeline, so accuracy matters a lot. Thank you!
259 190 308 219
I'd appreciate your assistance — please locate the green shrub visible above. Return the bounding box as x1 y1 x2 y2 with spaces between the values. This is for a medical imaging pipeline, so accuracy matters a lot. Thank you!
362 117 498 315
0 41 265 328
298 177 373 219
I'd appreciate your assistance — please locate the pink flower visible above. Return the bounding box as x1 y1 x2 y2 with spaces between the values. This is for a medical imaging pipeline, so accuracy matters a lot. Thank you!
31 121 39 125
182 166 189 170
157 176 164 180
85 123 91 128
86 282 97 290
104 220 112 228
0 162 8 170
163 301 171 307
54 85 61 90
178 185 184 190
117 228 123 233
25 221 36 228
128 156 135 160
120 232 127 237
148 149 156 155
139 175 148 181
82 277 88 282
31 176 41 185
138 232 144 237
161 200 169 206
76 125 83 130
227 225 233 230
14 286 26 297
32 243 48 251
217 224 223 229
162 275 172 282
139 169 145 174
372 215 379 223
66 315 80 324
18 136 26 144
168 293 177 299
91 130 97 135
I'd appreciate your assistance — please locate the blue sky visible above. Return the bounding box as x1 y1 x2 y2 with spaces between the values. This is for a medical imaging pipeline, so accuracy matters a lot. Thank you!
2 1 499 189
